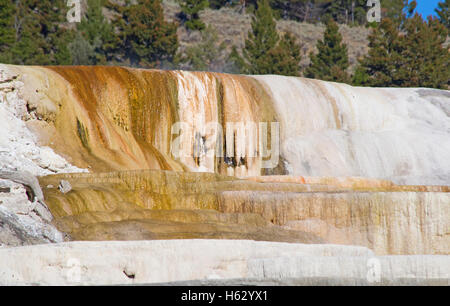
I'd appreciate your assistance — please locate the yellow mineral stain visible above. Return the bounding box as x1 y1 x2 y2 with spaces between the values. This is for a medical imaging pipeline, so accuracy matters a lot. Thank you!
5 64 448 256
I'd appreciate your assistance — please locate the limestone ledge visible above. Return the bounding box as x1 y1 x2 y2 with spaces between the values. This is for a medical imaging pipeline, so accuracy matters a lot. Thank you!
0 240 448 286
39 170 450 255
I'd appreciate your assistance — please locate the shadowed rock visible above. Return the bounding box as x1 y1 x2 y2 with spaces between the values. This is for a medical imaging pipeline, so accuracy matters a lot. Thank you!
0 170 54 222
0 171 44 203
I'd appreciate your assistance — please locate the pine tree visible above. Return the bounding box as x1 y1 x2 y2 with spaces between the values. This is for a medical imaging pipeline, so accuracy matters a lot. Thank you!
110 0 178 68
267 32 302 76
179 0 209 31
436 0 449 29
305 19 349 83
30 0 73 65
351 65 369 86
353 18 402 87
69 32 96 65
356 2 449 89
324 0 349 24
180 25 227 71
349 0 369 25
396 14 449 89
1 0 73 65
232 0 301 75
241 0 279 74
9 1 52 65
227 46 247 74
209 0 231 9
0 0 16 63
73 0 116 65
382 0 406 20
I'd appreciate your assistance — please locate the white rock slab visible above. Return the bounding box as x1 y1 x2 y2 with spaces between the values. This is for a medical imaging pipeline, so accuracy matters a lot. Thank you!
0 240 448 285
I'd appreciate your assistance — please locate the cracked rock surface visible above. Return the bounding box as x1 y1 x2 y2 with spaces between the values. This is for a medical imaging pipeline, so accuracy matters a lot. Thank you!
0 65 86 247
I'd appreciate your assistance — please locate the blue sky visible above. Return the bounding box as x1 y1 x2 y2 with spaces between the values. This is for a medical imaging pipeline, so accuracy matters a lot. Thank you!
414 0 440 18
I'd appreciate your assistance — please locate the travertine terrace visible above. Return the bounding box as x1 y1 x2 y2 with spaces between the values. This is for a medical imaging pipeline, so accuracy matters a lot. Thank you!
0 64 448 285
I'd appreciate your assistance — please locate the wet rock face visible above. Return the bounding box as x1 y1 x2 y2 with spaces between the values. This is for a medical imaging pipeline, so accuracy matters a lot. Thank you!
253 76 450 185
38 171 324 245
0 64 448 284
0 64 449 258
3 64 448 183
39 171 449 255
219 190 449 255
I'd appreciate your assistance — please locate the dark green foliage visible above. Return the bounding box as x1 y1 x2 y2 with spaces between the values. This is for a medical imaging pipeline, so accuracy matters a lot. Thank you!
110 0 179 68
27 0 73 65
69 32 96 65
396 14 449 89
241 0 279 73
351 65 369 86
228 46 247 74
233 0 302 75
72 0 116 65
0 0 176 68
382 0 406 20
355 3 449 89
0 0 16 63
209 0 409 25
305 19 350 83
267 32 302 76
179 0 209 30
436 0 449 29
0 0 446 88
180 25 228 71
354 18 402 87
209 0 236 9
322 0 367 25
0 0 73 65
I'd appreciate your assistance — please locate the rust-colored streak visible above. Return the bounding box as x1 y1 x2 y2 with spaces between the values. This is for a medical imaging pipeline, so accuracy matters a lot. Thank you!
309 79 342 129
39 171 450 255
45 66 181 172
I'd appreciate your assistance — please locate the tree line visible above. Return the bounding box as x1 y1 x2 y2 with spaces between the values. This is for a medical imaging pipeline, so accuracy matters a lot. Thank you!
0 0 448 89
209 0 419 25
229 0 449 89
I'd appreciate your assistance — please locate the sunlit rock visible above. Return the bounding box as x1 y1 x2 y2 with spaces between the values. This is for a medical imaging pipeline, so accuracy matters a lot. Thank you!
0 64 448 284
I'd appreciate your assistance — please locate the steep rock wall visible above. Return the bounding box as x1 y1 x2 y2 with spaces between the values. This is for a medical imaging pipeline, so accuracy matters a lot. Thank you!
0 64 448 257
3 64 448 182
254 75 450 184
5 65 277 177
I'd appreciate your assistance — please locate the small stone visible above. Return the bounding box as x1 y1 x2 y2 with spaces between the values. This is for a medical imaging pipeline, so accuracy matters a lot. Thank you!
58 180 72 194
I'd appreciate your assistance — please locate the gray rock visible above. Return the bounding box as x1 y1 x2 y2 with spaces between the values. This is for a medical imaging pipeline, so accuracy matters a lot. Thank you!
58 180 72 194
0 207 50 247
0 172 63 246
0 170 44 203
32 201 53 222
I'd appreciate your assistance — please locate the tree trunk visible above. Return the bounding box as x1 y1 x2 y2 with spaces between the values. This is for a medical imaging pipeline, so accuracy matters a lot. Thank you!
352 1 355 24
